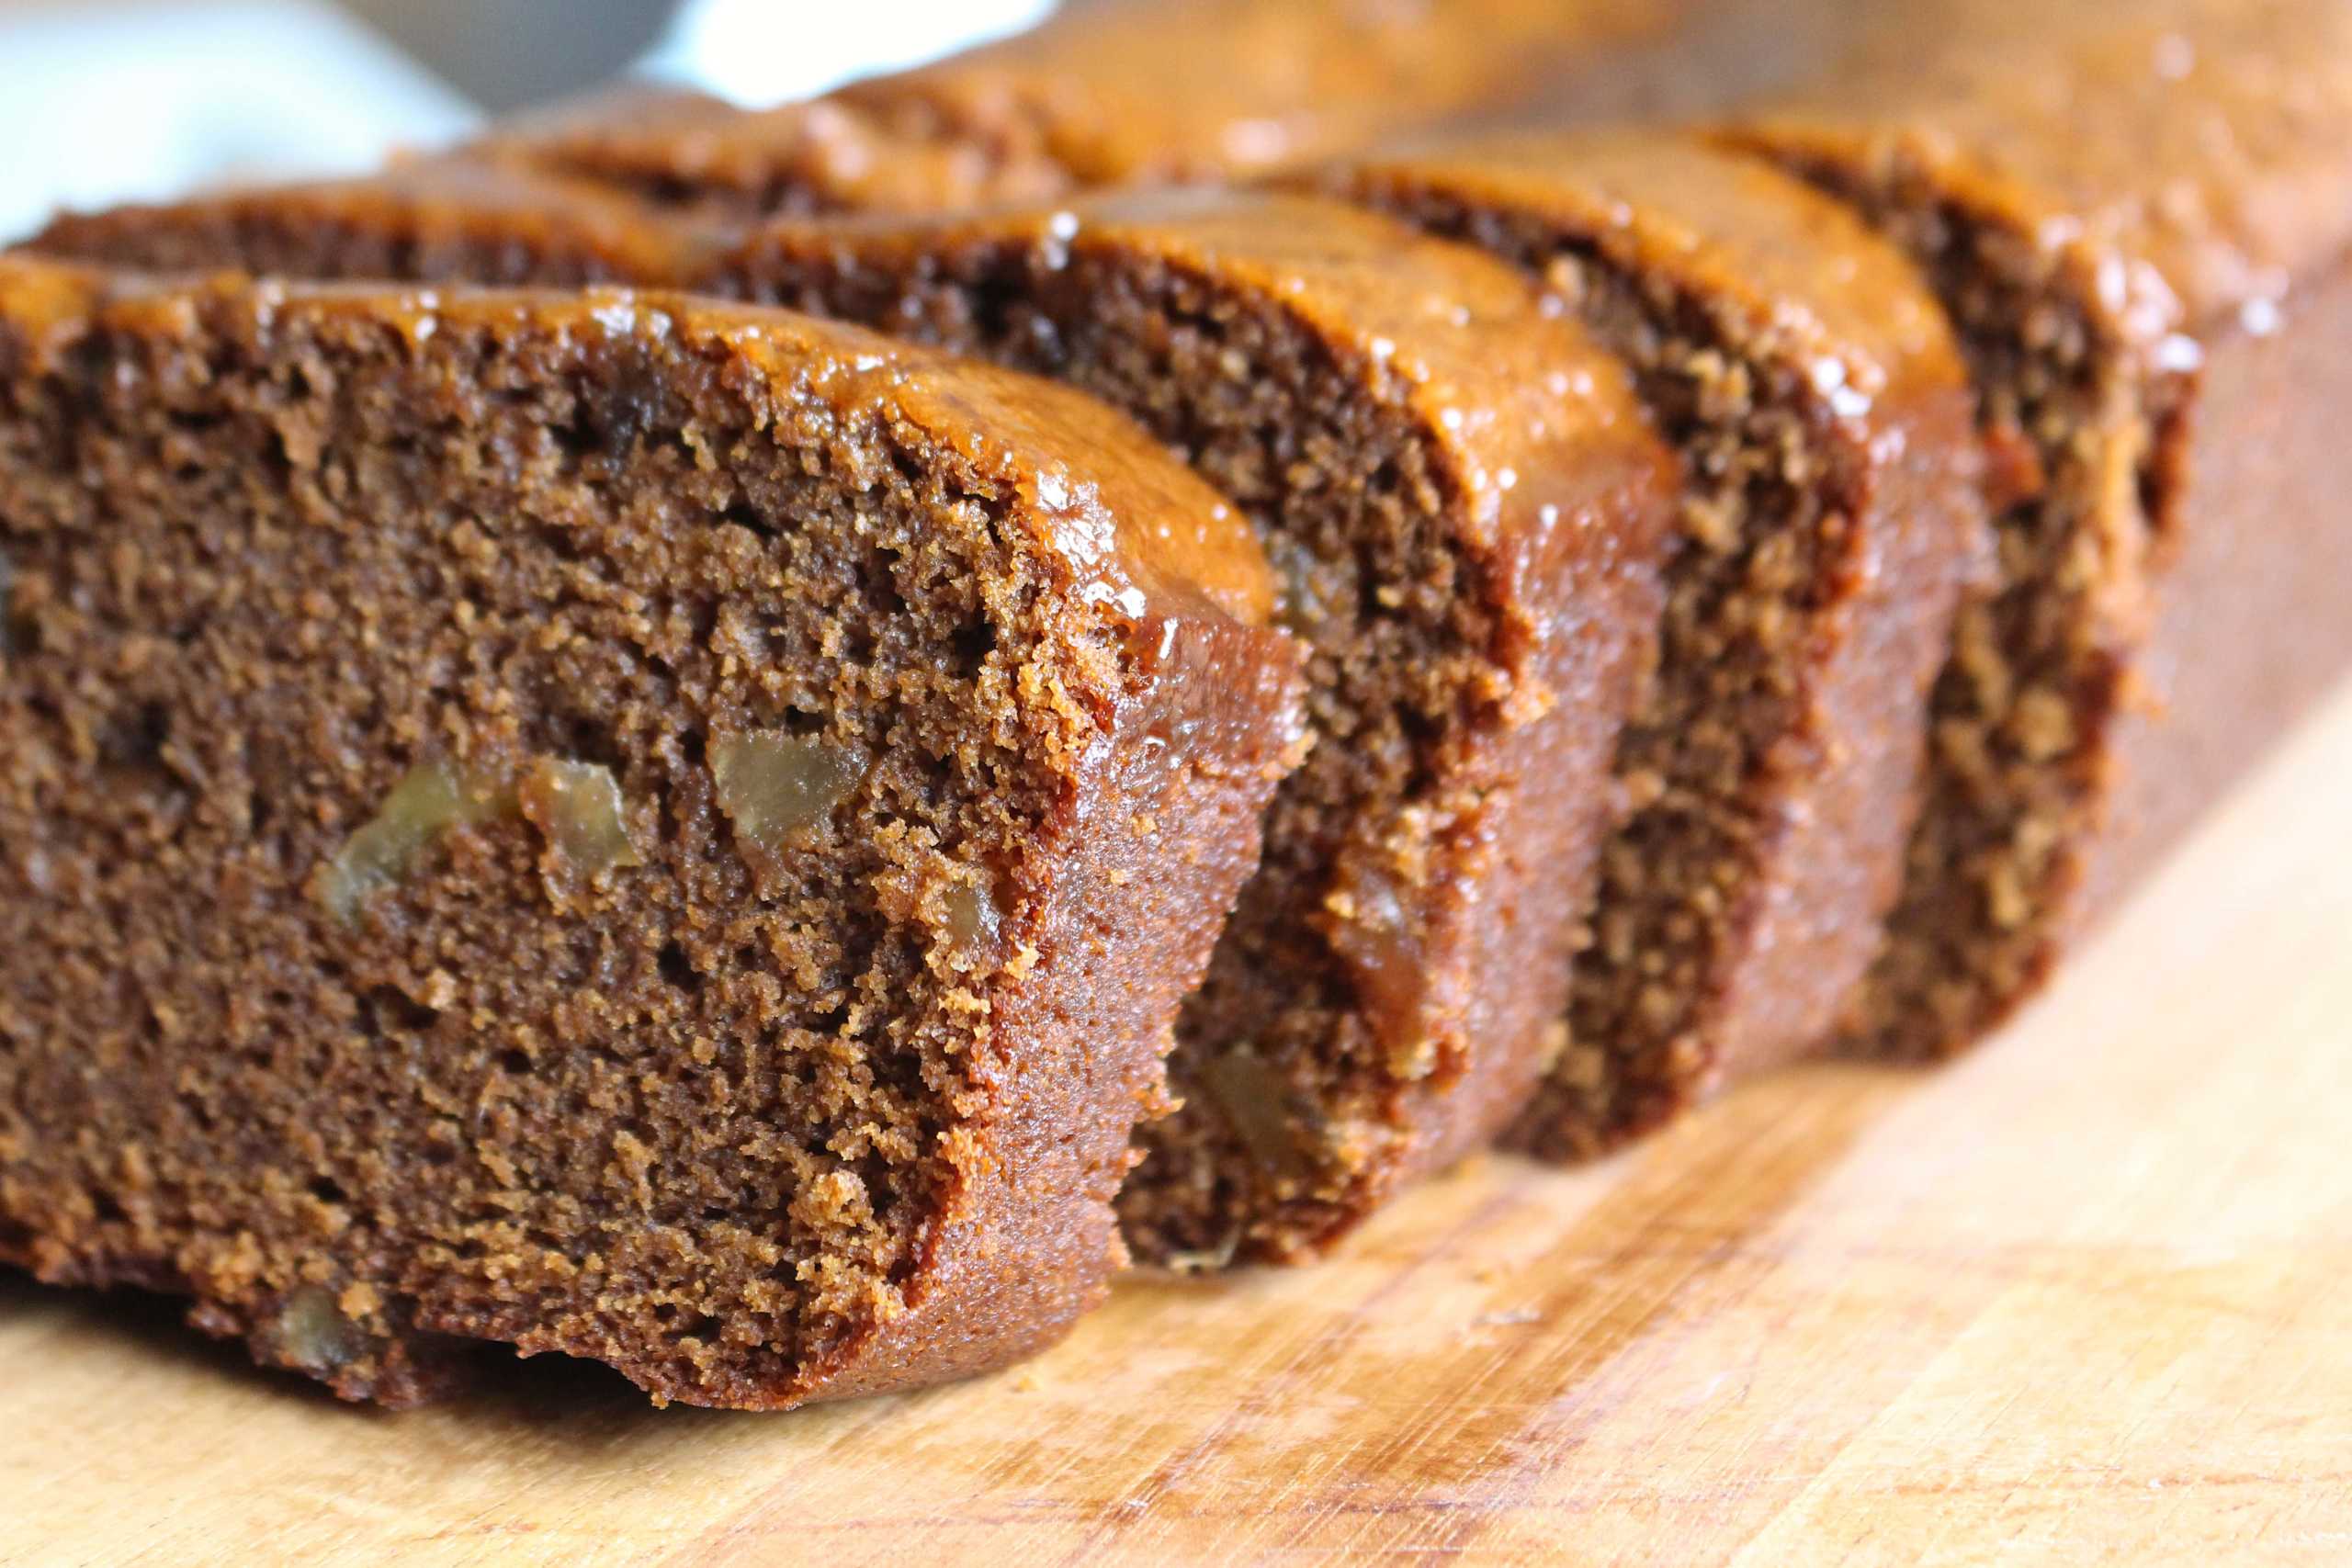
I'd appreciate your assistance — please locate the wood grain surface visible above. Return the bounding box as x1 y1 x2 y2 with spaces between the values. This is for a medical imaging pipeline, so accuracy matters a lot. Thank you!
7 681 2352 1566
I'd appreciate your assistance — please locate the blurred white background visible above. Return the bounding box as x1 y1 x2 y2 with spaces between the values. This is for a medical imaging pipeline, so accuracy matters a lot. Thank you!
0 0 1056 241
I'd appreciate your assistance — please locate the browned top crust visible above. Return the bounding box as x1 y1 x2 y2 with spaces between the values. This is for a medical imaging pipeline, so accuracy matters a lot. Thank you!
1313 131 1975 414
484 0 1678 217
956 184 1674 526
1725 0 2352 348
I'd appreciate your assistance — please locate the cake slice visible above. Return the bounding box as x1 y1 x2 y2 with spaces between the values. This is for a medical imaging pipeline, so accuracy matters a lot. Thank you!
1717 0 2352 1056
481 0 1681 219
715 191 1679 1262
1308 133 1992 1154
0 258 1308 1407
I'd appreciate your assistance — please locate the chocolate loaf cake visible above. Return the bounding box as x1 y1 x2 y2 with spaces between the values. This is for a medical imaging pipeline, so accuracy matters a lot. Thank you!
485 0 1676 220
0 258 1309 1406
1308 134 1991 1155
17 164 1684 1258
1717 0 2352 1057
715 191 1679 1261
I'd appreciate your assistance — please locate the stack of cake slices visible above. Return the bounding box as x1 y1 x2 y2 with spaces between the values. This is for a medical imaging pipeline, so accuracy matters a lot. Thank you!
7 0 2352 1409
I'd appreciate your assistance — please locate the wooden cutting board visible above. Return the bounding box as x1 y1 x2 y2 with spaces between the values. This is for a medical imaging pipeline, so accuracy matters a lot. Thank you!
7 682 2352 1567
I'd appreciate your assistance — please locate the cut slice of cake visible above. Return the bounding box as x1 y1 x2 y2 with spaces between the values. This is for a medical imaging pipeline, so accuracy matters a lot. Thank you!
1718 0 2352 1057
0 258 1308 1407
716 190 1681 1262
1308 133 1992 1154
